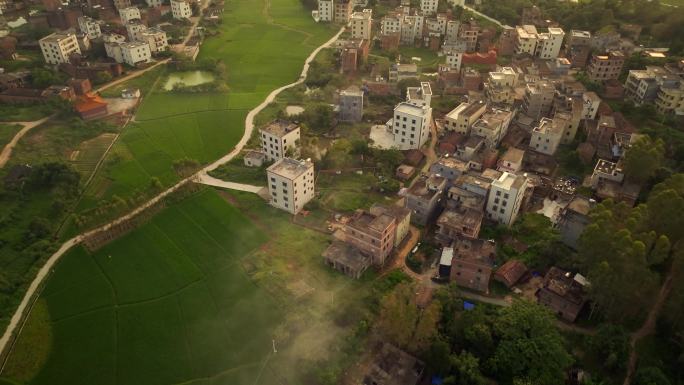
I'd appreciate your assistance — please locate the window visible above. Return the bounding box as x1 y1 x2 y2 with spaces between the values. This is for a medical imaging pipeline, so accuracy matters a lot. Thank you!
271 177 275 182
494 198 499 204
496 191 501 196
500 208 505 214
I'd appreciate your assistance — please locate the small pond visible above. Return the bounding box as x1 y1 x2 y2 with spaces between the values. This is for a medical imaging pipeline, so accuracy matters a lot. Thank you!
163 71 215 91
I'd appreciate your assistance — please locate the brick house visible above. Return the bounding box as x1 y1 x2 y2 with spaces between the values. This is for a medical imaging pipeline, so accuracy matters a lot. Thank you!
449 238 496 292
536 266 589 322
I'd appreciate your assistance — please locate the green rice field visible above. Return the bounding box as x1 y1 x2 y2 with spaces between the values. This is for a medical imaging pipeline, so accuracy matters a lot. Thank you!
80 0 336 209
0 124 22 149
1 189 373 385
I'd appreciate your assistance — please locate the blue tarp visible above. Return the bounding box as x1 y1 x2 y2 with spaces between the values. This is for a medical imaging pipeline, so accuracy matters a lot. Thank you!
464 301 475 310
432 375 444 385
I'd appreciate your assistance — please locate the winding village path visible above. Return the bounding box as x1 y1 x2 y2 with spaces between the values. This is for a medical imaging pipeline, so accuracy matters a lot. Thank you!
0 115 55 169
0 24 345 362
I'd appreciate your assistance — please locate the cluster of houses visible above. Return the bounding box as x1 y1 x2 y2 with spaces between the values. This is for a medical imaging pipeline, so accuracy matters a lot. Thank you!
238 1 684 332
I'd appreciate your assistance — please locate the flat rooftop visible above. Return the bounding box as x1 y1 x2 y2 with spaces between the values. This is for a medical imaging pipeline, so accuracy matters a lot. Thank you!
395 102 429 116
348 211 395 234
260 119 299 137
267 157 312 179
500 147 525 164
40 32 76 43
493 172 526 190
594 159 619 175
446 101 485 120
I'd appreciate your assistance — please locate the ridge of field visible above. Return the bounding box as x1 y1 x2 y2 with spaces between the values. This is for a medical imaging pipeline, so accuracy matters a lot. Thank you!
1 189 374 385
79 0 335 210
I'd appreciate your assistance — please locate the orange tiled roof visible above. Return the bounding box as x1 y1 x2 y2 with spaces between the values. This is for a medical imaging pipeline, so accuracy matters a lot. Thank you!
74 92 107 113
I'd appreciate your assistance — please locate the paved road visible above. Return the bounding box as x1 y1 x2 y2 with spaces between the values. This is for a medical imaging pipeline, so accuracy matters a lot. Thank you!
195 173 264 193
0 24 346 365
0 115 54 169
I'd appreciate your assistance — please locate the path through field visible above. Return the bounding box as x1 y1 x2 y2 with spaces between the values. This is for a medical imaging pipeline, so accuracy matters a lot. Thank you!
0 23 345 367
0 115 54 169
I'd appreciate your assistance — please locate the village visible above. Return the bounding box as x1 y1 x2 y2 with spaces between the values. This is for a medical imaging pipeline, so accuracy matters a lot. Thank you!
0 0 683 384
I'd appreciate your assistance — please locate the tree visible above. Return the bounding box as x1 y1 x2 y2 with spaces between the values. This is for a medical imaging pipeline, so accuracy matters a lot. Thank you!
590 324 630 372
93 71 113 85
634 366 672 385
376 282 440 353
450 351 485 385
489 301 572 385
301 104 334 133
623 136 665 184
31 68 63 88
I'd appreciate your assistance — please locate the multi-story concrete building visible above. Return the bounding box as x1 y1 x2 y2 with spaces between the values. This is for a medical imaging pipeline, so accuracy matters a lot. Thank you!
350 9 372 40
590 158 624 188
444 101 486 134
624 66 678 106
558 196 593 250
445 51 462 71
485 67 517 105
259 120 300 162
103 33 126 63
138 27 168 53
388 62 418 82
498 147 525 174
536 266 588 322
146 0 163 7
471 107 515 148
536 27 565 59
587 51 625 82
530 116 564 156
458 21 479 52
582 91 601 120
369 204 411 248
171 0 192 19
380 11 402 35
430 157 468 183
522 80 555 119
565 30 591 67
436 207 483 244
334 0 353 23
515 25 565 59
388 102 432 150
448 238 496 292
420 0 438 14
338 210 396 266
655 81 684 115
113 0 131 9
405 174 447 225
339 86 364 123
267 158 315 214
406 81 432 108
445 20 460 43
317 0 333 22
486 172 527 226
126 20 147 41
120 41 152 66
39 32 81 65
119 6 141 23
78 16 101 40
400 14 424 46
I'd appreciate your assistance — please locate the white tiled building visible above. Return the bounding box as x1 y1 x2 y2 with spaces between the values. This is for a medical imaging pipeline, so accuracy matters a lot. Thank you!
317 0 333 22
119 6 141 23
260 120 301 162
120 41 152 66
444 101 486 134
39 32 81 65
445 20 460 43
126 20 147 41
350 9 372 40
530 117 564 155
103 33 126 63
471 108 514 148
515 25 565 59
486 172 528 226
420 0 439 15
138 27 168 53
267 158 315 214
406 82 432 108
388 102 432 150
78 16 102 40
171 0 192 19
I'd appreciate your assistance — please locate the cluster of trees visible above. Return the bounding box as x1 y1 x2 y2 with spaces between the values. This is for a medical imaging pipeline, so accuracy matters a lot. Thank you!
378 282 574 385
476 0 684 53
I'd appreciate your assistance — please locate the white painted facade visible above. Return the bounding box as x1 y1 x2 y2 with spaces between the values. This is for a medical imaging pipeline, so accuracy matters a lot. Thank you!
350 9 372 40
171 0 192 19
78 16 102 40
267 158 315 214
486 172 528 226
317 0 333 22
39 32 81 65
388 102 432 150
119 6 141 23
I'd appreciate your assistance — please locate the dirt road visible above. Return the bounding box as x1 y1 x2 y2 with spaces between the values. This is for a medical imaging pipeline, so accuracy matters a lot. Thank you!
0 115 54 169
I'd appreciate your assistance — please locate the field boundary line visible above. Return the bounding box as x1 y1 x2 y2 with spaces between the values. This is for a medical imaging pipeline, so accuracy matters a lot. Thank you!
0 24 345 372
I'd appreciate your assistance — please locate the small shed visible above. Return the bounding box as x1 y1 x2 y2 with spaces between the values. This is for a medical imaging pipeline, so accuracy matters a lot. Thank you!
121 88 141 99
243 150 265 167
74 93 108 120
323 241 370 279
494 259 528 288
438 247 453 278
395 164 416 181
